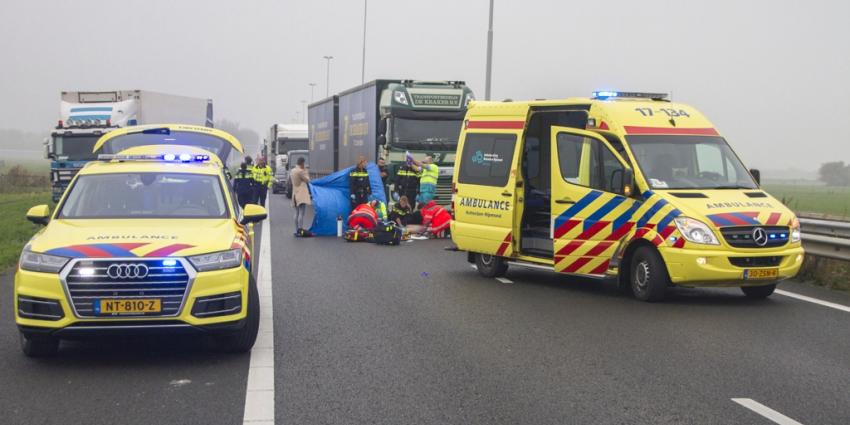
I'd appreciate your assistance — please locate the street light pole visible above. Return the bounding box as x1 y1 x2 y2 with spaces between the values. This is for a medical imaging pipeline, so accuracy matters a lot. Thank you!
323 56 334 97
309 83 316 102
361 0 368 84
485 0 494 101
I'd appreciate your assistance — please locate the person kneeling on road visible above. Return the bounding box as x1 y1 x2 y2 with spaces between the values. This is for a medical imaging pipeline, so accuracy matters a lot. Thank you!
389 195 414 227
369 197 388 222
348 202 378 231
420 200 452 238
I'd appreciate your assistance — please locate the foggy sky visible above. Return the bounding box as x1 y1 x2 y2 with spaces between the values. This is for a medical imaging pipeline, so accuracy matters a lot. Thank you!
1 0 848 170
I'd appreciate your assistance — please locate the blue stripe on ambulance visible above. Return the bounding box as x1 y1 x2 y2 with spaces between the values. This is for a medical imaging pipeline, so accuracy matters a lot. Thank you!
554 190 603 229
583 196 626 230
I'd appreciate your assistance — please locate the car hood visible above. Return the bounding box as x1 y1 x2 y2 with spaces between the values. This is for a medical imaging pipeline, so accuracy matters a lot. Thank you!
29 218 242 258
656 189 796 228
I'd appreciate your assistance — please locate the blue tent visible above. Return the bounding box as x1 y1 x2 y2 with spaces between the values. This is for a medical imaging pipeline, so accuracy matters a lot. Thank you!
308 163 387 236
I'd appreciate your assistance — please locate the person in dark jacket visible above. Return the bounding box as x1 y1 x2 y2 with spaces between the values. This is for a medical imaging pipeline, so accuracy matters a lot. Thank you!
389 195 414 226
349 156 371 207
233 162 254 208
393 161 420 203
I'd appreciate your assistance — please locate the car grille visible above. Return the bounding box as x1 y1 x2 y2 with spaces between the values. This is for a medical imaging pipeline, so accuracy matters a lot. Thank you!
720 226 789 248
64 259 192 318
728 256 783 268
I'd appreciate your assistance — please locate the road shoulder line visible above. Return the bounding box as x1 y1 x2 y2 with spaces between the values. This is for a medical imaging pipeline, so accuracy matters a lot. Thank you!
243 205 275 425
732 398 802 425
775 289 850 313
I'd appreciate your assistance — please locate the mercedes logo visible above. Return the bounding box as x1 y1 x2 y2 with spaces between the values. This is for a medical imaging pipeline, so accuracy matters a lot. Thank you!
752 227 768 247
106 263 149 279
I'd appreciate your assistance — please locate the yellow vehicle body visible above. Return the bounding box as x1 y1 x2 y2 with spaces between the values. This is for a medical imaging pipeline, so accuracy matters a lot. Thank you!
451 94 803 299
15 125 265 355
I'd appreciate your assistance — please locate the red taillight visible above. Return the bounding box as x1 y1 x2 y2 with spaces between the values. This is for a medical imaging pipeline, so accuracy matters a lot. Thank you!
106 119 111 127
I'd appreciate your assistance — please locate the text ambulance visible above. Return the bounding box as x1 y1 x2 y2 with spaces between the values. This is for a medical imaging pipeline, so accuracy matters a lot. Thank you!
451 92 803 301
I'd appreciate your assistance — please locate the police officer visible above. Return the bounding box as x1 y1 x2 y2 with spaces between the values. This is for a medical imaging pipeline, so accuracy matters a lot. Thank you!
349 156 371 207
394 159 420 203
233 162 254 208
242 156 257 204
253 157 273 206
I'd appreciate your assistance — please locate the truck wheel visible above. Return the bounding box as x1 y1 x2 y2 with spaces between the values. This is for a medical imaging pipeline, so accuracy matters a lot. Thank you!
741 284 776 299
213 274 260 353
630 246 668 302
20 332 59 357
475 253 508 278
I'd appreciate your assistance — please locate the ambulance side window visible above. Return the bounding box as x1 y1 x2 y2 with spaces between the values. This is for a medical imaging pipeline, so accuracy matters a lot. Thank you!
557 133 626 193
458 133 517 187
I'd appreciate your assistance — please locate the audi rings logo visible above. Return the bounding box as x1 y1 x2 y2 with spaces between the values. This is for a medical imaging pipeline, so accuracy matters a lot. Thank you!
752 227 769 247
106 263 149 279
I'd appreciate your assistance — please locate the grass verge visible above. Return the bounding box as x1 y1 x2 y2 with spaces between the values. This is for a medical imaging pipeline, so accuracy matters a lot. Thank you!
762 184 850 218
0 192 52 270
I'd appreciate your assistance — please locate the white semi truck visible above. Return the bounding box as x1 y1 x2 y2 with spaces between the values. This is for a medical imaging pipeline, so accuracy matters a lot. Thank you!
46 90 213 201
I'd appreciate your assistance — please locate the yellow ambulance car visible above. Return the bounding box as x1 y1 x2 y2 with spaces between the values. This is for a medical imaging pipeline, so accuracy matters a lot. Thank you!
451 92 803 302
15 125 267 356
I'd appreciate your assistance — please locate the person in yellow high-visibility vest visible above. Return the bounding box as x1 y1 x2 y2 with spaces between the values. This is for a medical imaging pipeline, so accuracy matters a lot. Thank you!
252 157 273 206
410 154 439 207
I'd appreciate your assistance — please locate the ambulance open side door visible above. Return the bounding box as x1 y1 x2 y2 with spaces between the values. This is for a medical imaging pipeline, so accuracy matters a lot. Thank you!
550 127 636 276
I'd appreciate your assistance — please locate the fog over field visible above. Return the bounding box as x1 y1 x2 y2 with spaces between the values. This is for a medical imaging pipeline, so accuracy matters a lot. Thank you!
1 0 848 171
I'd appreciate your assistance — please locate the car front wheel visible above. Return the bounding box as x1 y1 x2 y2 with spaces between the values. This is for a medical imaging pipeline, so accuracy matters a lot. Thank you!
630 246 668 302
20 332 59 357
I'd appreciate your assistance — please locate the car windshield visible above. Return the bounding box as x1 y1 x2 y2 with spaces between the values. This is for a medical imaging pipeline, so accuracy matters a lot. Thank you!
392 118 462 150
627 135 757 190
53 134 100 161
59 172 228 219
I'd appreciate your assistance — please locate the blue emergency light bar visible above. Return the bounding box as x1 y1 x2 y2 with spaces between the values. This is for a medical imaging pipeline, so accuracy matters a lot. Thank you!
592 91 669 100
97 154 211 163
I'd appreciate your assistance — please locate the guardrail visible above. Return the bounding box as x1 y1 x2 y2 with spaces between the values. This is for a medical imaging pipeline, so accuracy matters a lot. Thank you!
800 218 850 261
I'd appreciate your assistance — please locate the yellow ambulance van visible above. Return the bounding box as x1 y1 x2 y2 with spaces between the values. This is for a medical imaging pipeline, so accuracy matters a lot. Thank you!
451 91 803 301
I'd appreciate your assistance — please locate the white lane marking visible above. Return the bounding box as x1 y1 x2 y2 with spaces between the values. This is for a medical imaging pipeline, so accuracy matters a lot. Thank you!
470 264 478 270
731 398 803 425
243 202 274 425
495 277 513 284
775 289 850 313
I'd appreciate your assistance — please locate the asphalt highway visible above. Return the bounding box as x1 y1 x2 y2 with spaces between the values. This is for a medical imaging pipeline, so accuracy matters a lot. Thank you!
1 194 849 424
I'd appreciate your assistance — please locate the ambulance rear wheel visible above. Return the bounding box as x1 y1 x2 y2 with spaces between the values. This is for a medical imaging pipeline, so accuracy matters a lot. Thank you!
20 332 59 357
630 247 668 302
476 253 508 278
741 284 776 299
213 274 260 353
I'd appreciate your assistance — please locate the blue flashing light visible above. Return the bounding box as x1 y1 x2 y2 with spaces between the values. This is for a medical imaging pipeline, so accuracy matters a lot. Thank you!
162 259 178 266
780 233 788 238
769 234 777 239
163 153 176 161
179 154 192 162
593 91 619 99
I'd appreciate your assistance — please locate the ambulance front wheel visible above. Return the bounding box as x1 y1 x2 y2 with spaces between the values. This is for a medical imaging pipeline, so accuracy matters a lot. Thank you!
630 246 668 302
476 253 508 278
741 284 776 299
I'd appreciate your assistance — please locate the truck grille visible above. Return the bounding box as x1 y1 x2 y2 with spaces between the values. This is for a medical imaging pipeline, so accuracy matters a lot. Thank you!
434 176 454 207
52 168 80 183
63 259 193 318
720 226 789 249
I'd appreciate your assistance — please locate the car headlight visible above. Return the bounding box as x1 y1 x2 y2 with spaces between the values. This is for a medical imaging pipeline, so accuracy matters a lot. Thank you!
188 249 243 272
674 217 720 245
19 250 69 273
790 217 801 243
393 90 409 105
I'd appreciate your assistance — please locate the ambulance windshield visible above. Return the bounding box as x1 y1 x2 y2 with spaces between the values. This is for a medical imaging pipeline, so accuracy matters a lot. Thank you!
627 135 757 190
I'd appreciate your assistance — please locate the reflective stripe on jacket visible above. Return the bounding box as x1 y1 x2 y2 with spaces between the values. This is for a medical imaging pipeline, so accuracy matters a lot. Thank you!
420 164 439 186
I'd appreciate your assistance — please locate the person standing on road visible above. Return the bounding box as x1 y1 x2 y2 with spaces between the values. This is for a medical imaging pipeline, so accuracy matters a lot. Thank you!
377 157 389 200
242 156 257 204
233 162 254 208
253 157 273 206
394 160 420 203
349 156 371 207
410 154 439 207
290 156 312 232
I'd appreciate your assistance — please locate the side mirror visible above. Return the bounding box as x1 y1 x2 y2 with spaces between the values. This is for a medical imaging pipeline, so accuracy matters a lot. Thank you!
377 134 387 146
378 117 388 135
26 204 51 225
749 169 761 185
241 204 268 225
622 168 635 197
44 137 54 160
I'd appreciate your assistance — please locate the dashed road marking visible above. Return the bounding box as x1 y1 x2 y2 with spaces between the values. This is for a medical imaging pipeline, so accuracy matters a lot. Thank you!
243 201 274 425
495 277 513 284
775 289 850 314
732 398 803 425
